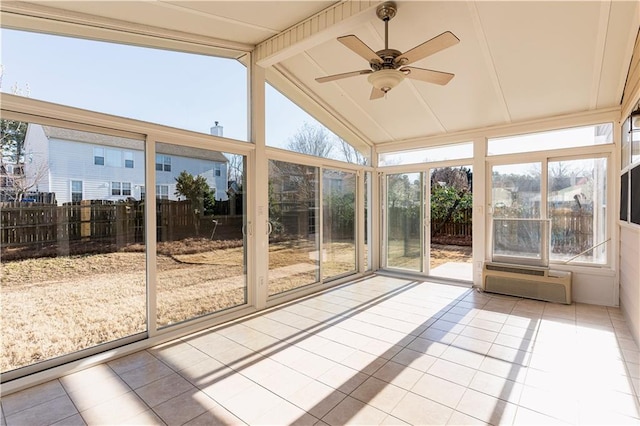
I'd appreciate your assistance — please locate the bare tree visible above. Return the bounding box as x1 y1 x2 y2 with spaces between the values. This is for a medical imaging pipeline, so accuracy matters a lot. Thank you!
2 154 49 201
225 153 244 183
338 138 368 165
286 122 334 158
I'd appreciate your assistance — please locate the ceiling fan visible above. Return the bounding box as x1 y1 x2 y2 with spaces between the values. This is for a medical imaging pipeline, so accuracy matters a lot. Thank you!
316 1 459 100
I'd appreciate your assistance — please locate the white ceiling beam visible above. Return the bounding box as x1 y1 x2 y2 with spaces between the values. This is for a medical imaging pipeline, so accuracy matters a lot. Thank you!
589 1 612 110
255 0 379 67
0 1 253 55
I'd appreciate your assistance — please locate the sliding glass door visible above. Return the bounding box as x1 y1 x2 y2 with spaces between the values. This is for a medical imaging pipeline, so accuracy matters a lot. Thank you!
322 169 357 279
429 166 473 280
267 160 320 295
1 123 147 374
155 142 247 328
385 172 424 272
383 167 473 281
267 160 359 296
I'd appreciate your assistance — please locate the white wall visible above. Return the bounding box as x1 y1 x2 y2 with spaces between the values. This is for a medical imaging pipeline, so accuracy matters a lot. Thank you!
620 226 640 345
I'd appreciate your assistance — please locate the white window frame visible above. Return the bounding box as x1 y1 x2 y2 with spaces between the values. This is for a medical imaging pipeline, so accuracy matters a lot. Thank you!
111 181 122 196
155 154 171 172
124 151 134 168
71 180 83 202
93 147 104 165
156 184 169 199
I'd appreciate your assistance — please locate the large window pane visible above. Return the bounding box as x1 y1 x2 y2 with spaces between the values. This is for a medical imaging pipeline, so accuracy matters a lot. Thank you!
1 122 146 373
322 169 356 279
632 114 640 165
379 143 473 167
268 160 320 295
548 158 607 264
386 172 423 271
491 163 541 218
1 29 248 141
266 84 370 164
488 123 613 156
490 163 543 264
622 116 632 169
155 142 246 328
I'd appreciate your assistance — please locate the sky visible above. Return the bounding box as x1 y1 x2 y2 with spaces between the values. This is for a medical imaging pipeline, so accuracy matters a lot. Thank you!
0 28 323 148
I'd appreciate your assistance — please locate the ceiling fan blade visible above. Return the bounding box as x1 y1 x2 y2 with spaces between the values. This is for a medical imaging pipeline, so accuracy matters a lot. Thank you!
401 66 454 85
396 31 459 66
338 35 381 64
316 69 372 83
370 87 385 100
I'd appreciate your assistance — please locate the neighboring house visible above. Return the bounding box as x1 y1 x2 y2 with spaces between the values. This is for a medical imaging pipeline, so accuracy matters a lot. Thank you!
0 161 22 196
23 123 229 205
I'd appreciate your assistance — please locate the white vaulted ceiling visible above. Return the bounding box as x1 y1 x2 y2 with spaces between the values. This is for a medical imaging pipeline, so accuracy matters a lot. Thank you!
5 0 639 147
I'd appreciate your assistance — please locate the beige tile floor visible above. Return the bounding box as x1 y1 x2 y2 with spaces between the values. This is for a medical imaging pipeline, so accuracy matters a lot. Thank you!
2 275 639 425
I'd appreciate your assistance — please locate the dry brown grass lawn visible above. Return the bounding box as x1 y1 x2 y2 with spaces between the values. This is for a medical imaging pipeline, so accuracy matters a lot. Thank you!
1 239 469 372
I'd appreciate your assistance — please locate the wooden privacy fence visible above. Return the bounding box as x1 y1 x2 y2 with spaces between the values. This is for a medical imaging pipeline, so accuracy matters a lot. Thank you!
431 208 472 238
1 199 196 248
550 210 594 254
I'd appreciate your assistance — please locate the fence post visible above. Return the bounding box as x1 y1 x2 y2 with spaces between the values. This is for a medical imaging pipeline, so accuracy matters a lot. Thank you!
80 200 91 239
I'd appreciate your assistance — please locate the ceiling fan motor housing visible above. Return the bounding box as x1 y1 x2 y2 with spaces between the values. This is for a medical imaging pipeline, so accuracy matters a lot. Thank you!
370 49 402 71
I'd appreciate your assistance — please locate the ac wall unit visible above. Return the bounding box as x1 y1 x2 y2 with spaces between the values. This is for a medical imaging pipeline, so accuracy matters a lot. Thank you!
482 262 572 304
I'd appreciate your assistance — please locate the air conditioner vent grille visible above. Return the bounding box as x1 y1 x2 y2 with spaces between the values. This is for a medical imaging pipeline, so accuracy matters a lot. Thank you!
485 264 545 276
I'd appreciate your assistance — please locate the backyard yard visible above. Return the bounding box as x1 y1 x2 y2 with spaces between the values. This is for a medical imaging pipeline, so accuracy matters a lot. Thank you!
1 238 470 372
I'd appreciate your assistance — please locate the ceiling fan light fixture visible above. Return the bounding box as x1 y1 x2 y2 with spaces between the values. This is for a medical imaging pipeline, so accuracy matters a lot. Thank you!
367 69 404 93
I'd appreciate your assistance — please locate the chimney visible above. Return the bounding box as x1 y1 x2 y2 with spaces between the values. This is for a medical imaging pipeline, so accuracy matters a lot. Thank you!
210 121 223 137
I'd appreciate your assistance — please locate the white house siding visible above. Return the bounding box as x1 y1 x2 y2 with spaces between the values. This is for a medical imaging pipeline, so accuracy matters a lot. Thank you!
620 226 640 345
23 123 51 191
22 125 230 205
157 156 228 201
47 138 145 204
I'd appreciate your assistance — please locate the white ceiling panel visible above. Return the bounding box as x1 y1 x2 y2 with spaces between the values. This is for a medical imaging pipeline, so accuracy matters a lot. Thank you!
475 1 603 121
164 1 336 36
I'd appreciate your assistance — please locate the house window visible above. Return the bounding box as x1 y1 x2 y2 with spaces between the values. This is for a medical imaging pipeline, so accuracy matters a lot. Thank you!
93 148 104 165
156 185 169 199
140 185 146 200
111 182 132 197
71 180 83 202
124 152 134 168
214 163 221 177
155 155 171 172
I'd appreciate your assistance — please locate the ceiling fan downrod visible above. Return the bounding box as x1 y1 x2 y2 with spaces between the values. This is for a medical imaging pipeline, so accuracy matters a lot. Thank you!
376 1 397 51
